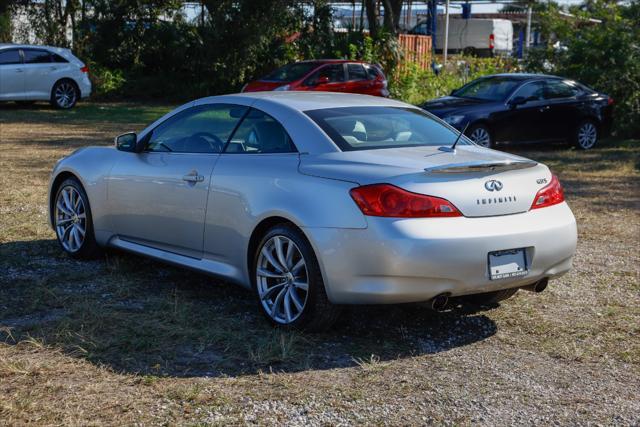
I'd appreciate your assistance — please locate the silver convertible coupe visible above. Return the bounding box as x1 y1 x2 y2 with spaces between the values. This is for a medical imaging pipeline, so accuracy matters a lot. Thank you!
49 92 577 330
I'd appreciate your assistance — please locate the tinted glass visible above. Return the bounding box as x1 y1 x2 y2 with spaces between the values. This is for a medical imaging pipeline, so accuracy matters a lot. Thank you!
347 63 367 81
512 81 545 102
52 53 68 63
0 49 21 65
453 77 521 101
262 62 318 82
147 104 247 153
305 64 345 85
225 108 296 154
24 49 52 64
365 64 383 80
545 80 580 99
306 107 467 151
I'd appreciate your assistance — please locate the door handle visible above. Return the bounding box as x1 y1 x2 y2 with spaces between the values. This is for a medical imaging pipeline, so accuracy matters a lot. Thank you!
182 172 204 183
539 106 551 112
15 68 24 73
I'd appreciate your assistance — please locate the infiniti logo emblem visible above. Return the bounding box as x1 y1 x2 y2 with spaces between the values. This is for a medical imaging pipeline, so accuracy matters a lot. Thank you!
485 180 503 192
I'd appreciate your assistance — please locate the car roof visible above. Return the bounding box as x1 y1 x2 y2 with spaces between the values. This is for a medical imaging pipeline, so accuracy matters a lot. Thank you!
297 59 368 65
482 73 566 81
0 43 67 51
198 91 411 112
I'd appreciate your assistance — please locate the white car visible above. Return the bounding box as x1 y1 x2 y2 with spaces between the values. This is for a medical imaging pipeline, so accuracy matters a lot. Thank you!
0 44 91 109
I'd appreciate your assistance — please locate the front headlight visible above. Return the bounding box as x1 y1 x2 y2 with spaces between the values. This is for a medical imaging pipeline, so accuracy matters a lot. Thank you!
274 84 291 91
443 115 465 125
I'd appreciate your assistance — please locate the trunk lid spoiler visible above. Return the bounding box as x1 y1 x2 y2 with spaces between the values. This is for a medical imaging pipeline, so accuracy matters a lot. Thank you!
424 159 538 174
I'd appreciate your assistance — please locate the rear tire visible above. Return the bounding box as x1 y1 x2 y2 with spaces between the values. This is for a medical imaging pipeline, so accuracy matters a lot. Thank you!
251 223 341 331
573 120 599 150
466 287 518 306
52 178 101 259
466 124 493 148
50 79 79 109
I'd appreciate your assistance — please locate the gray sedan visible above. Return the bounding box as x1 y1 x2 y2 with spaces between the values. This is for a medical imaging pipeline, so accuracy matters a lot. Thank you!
48 92 577 330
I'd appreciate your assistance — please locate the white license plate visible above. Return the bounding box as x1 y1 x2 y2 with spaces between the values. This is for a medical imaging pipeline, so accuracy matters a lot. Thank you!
488 249 528 280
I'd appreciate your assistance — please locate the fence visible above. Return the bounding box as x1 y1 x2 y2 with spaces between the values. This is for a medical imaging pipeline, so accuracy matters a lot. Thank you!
398 34 432 71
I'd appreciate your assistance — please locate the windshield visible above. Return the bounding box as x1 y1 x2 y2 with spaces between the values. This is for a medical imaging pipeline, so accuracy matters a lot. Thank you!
453 77 521 101
305 107 468 151
262 62 318 82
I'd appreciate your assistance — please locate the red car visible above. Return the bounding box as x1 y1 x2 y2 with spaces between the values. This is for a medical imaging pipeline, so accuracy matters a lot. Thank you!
242 60 389 97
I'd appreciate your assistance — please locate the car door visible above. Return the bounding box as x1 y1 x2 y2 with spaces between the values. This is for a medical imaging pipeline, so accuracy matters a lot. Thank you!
302 64 346 92
345 63 373 95
0 49 25 100
21 49 58 99
203 107 299 266
491 81 547 142
543 79 583 140
107 103 248 258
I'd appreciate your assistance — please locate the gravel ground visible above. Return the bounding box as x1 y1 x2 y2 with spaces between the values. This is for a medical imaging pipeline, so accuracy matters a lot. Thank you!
0 103 638 425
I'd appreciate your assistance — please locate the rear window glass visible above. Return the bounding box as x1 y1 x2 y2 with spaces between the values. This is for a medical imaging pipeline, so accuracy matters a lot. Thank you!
0 49 21 65
305 106 467 151
365 64 383 80
24 49 52 64
52 53 68 63
262 62 318 82
347 63 367 80
453 77 521 101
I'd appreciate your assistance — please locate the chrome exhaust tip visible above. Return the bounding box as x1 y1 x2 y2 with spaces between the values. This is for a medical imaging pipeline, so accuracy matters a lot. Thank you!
430 293 449 311
522 278 549 293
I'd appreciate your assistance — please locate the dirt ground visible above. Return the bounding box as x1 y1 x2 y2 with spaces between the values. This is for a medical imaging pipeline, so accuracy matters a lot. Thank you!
1 102 639 425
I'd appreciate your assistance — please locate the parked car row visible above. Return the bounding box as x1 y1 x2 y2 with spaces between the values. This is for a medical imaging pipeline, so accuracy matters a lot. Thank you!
0 44 613 150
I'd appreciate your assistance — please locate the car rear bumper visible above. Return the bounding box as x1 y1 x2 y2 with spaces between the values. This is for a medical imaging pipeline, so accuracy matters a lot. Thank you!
304 202 577 304
78 75 92 99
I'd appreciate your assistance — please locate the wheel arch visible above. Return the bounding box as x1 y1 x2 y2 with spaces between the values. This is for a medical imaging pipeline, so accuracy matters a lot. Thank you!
49 170 86 228
50 77 81 100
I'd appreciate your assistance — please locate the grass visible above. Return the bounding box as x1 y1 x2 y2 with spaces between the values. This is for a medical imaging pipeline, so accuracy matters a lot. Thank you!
0 101 639 424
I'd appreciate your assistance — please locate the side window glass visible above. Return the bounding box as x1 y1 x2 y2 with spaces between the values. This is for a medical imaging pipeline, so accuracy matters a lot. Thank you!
0 49 22 65
24 49 52 64
347 63 367 81
305 64 345 85
147 104 248 153
225 108 296 154
365 65 381 80
52 54 68 63
545 81 579 99
513 81 545 102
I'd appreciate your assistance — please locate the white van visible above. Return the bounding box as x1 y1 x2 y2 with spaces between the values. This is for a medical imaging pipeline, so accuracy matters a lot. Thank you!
0 44 91 109
411 17 513 57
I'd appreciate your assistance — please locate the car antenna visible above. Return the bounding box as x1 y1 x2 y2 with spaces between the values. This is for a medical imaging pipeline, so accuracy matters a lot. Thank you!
439 122 470 153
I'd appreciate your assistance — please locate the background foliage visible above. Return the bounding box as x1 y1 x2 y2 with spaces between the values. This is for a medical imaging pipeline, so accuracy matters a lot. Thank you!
1 0 637 135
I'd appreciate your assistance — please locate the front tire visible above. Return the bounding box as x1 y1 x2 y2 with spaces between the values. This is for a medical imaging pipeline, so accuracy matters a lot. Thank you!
574 120 599 150
466 124 493 148
50 80 79 109
53 178 101 259
252 224 341 331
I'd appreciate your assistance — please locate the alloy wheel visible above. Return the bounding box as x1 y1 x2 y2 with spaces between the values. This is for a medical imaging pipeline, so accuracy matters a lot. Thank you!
256 235 309 324
54 82 77 109
469 127 491 147
577 122 597 149
55 186 87 253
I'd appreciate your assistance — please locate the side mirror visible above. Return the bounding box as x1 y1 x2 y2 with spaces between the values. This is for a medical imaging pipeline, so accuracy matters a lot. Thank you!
115 132 138 152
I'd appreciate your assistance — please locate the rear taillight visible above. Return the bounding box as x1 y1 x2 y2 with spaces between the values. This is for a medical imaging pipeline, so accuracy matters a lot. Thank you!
350 184 462 218
607 97 614 106
531 175 565 210
489 34 495 50
80 66 89 73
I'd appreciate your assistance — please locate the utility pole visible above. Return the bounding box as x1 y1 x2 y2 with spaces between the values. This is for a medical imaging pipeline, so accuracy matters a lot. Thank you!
525 4 532 52
443 0 450 66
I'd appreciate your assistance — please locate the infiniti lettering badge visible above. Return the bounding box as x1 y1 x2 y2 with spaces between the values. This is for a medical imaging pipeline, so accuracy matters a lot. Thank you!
485 179 503 192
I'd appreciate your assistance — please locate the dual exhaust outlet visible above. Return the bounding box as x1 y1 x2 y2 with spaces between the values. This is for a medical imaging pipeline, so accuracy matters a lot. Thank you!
429 278 549 311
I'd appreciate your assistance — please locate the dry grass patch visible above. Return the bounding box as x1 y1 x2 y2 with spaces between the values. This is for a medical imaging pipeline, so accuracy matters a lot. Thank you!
1 102 639 425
